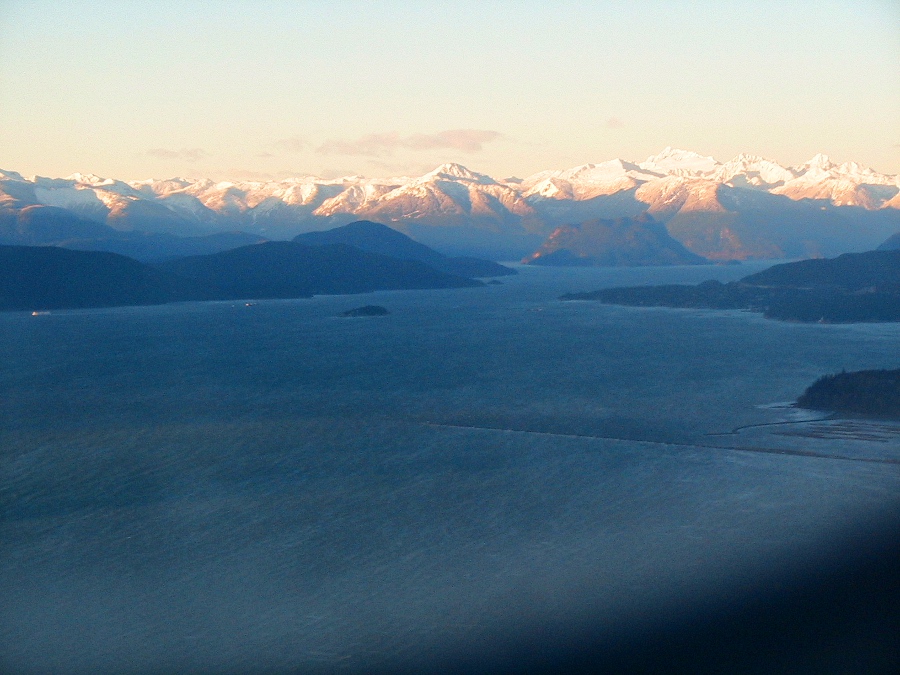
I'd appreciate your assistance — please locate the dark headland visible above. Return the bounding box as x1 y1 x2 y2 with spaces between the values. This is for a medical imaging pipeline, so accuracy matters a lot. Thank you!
0 245 180 311
797 369 900 419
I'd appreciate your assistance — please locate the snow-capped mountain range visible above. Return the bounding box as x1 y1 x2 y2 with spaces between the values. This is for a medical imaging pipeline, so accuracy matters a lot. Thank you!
2 148 899 260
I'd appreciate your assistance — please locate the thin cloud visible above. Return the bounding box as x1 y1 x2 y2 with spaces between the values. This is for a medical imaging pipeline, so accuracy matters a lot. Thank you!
405 129 502 152
273 137 309 153
316 129 502 157
317 133 401 157
605 117 624 129
147 148 209 162
366 159 438 177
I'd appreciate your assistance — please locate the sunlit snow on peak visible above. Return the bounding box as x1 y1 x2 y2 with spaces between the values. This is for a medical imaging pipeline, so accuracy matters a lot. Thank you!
639 147 721 176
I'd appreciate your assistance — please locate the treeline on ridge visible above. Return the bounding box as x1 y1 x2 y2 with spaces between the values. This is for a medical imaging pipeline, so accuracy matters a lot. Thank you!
797 369 900 418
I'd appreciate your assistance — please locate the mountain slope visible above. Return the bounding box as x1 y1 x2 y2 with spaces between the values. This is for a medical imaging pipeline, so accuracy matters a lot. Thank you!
878 232 900 250
0 204 115 245
524 214 707 267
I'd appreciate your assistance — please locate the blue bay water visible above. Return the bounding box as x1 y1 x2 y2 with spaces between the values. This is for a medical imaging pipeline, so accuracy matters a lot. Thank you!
1 263 899 673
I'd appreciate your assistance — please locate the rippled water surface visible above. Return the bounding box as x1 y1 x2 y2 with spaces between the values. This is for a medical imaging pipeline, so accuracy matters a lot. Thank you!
2 263 899 673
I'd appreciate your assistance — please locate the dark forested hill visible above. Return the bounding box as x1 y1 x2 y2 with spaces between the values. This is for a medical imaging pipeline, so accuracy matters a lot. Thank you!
294 220 444 263
1 241 483 312
156 241 482 300
294 221 516 277
741 250 900 291
0 245 179 311
797 369 900 419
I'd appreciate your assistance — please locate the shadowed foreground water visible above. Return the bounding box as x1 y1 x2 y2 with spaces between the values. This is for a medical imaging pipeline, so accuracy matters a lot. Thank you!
2 263 899 673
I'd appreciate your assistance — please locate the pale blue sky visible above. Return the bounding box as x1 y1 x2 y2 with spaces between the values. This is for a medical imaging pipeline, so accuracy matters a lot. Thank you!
1 0 897 180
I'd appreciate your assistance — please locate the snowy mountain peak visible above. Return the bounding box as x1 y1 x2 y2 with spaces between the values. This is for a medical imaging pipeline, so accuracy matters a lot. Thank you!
589 158 645 174
802 154 837 172
712 154 797 187
639 147 720 175
0 168 25 181
789 155 895 185
645 147 701 161
1 149 896 258
65 172 113 186
730 153 766 163
422 163 495 184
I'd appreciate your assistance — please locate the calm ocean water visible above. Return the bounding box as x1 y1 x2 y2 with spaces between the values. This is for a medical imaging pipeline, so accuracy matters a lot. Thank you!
2 263 899 673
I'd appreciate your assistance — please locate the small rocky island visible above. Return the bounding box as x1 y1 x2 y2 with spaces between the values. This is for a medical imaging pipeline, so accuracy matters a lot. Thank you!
797 369 900 419
340 305 390 317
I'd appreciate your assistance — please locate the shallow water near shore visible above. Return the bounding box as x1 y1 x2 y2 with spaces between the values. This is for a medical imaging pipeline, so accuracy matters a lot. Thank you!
2 262 899 673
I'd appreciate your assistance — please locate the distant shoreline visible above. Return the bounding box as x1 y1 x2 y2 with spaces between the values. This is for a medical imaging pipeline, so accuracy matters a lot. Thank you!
560 250 900 324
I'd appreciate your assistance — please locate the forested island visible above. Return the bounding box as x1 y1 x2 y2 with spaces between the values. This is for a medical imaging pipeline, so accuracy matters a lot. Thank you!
561 250 900 323
1 221 518 312
797 369 900 419
0 242 480 312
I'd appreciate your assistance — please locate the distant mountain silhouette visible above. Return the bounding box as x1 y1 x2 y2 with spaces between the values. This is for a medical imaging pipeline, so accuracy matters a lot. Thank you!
0 204 113 245
293 220 516 277
156 241 482 300
562 249 900 323
0 204 267 262
524 213 707 266
58 231 268 262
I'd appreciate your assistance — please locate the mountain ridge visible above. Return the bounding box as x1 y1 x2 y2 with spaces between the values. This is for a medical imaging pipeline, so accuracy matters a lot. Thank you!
3 149 898 260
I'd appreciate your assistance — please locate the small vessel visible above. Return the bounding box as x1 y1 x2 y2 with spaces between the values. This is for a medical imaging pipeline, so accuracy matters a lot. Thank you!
31 311 50 316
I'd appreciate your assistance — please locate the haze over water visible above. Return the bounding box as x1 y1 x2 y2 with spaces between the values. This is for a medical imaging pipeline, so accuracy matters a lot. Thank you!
2 263 899 672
